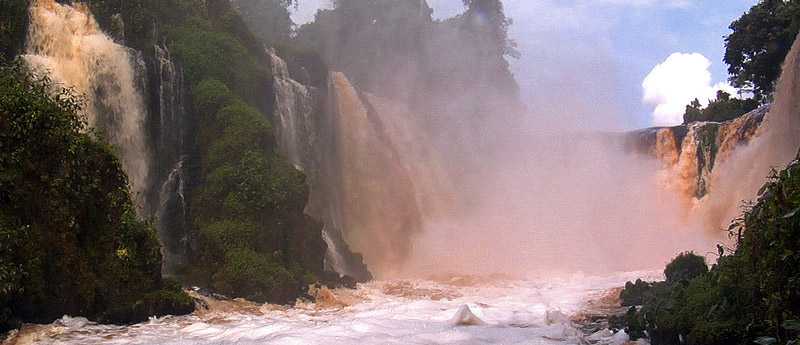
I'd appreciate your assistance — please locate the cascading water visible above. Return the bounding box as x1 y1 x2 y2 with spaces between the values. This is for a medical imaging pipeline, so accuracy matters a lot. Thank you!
327 72 425 276
268 50 359 278
153 44 184 168
629 33 800 231
632 105 768 208
699 35 800 227
269 49 443 279
156 157 188 275
150 43 192 274
23 0 152 204
268 49 315 171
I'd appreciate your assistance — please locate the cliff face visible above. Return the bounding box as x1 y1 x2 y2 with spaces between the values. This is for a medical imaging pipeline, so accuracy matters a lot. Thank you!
626 106 768 202
0 0 342 307
0 59 193 334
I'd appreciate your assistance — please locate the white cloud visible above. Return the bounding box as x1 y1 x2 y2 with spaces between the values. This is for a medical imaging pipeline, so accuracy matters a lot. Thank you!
642 52 736 126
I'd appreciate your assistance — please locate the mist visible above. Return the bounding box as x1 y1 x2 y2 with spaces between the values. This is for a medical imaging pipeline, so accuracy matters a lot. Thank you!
283 0 731 279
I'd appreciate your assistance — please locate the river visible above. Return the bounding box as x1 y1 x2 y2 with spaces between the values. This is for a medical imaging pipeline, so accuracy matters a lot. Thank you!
5 271 658 345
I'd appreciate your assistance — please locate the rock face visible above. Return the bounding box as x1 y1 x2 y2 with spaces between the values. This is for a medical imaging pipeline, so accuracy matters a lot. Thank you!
20 0 195 276
625 106 768 201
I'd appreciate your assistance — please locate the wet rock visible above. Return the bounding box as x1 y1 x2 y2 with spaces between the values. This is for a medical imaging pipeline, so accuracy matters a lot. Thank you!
450 305 486 326
545 309 569 325
317 271 359 289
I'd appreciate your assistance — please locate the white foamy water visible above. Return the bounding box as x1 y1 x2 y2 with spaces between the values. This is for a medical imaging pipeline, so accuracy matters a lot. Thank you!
8 272 659 345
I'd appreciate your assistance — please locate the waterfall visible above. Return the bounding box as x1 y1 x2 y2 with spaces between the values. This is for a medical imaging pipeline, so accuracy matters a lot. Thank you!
699 34 800 227
634 106 768 206
267 49 315 171
153 44 184 163
632 31 800 229
321 226 348 275
327 72 424 276
268 49 438 278
156 157 188 276
23 0 151 204
151 44 190 274
267 50 372 280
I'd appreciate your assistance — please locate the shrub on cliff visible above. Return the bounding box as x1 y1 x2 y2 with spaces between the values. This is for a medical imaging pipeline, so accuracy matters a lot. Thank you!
0 62 193 333
664 252 708 285
683 90 759 124
618 158 800 345
187 78 321 303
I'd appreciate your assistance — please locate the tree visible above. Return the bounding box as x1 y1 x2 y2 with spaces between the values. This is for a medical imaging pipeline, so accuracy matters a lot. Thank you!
231 0 294 44
684 98 703 124
725 0 800 103
462 0 519 59
682 90 758 124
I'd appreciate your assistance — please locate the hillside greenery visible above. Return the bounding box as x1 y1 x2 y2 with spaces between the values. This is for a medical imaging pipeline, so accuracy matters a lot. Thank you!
0 0 326 308
99 0 326 303
161 1 324 303
617 158 800 345
0 61 193 333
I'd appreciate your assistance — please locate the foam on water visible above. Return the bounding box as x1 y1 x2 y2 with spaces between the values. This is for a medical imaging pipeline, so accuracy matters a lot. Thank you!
9 272 659 345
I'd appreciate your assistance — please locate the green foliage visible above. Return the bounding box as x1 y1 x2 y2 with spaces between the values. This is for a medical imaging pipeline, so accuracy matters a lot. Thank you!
168 17 264 98
188 75 317 303
83 0 326 302
621 279 653 306
683 90 759 124
664 252 708 285
212 248 297 303
618 157 800 345
231 0 294 45
725 0 800 102
0 0 29 59
0 62 192 332
194 79 235 113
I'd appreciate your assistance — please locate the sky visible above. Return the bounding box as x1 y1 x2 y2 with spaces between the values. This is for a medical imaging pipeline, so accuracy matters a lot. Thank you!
291 0 759 129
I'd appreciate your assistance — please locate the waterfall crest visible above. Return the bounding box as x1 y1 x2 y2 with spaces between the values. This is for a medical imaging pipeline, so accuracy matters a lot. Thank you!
630 106 767 210
699 35 800 227
630 35 800 229
23 0 151 203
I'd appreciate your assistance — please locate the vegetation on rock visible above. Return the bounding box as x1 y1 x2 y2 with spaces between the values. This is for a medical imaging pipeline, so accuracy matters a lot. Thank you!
683 90 759 124
188 78 322 303
0 61 193 333
617 159 800 345
68 0 328 303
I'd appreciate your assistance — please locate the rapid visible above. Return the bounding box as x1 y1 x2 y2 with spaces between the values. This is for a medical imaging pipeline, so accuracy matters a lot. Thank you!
6 272 658 345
